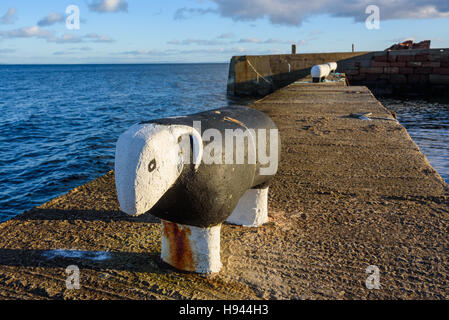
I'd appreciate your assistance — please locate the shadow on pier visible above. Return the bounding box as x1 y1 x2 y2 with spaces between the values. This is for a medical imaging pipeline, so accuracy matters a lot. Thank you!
14 207 160 223
0 247 164 274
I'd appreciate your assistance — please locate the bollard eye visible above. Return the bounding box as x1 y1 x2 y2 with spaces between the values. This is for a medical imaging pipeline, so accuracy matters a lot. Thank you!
148 159 156 172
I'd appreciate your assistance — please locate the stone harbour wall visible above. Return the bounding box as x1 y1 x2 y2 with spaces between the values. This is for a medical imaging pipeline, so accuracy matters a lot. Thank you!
345 48 449 96
228 48 449 97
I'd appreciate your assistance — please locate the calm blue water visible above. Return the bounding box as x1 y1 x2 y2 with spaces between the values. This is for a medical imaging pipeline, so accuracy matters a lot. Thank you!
0 64 448 223
0 63 245 222
380 98 449 185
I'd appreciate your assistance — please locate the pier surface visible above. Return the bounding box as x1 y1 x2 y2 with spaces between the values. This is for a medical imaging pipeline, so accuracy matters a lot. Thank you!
1 81 448 299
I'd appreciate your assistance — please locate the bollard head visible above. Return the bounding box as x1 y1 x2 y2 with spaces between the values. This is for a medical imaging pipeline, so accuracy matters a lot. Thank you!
115 123 202 216
311 64 331 80
326 62 338 73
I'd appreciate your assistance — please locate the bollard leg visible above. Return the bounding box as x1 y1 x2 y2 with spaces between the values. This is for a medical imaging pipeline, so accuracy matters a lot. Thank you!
226 188 269 227
161 220 222 274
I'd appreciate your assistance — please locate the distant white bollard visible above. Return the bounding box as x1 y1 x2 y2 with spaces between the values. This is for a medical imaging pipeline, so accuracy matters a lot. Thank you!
327 62 338 73
311 64 331 83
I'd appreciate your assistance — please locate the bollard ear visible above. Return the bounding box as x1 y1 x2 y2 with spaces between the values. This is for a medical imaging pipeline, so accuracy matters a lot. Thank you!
169 125 203 170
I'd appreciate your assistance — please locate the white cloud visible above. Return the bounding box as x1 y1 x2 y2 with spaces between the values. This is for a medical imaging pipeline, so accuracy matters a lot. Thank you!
180 47 247 55
0 26 52 39
53 47 93 55
237 38 293 44
77 47 93 51
217 32 235 39
238 38 260 43
37 12 65 27
112 49 177 56
49 34 83 44
201 0 449 26
50 33 114 43
263 38 283 44
111 47 285 58
167 38 222 46
85 33 115 43
166 36 294 46
174 7 217 20
88 0 128 13
1 8 17 25
0 26 114 44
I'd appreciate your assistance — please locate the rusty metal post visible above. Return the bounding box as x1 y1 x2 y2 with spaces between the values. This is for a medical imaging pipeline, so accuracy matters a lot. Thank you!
161 220 222 273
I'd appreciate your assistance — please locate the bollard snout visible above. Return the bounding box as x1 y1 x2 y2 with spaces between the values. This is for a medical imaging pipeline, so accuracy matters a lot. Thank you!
115 123 183 216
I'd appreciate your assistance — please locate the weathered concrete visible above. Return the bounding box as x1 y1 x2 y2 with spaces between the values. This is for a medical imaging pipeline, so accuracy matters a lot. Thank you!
0 81 448 299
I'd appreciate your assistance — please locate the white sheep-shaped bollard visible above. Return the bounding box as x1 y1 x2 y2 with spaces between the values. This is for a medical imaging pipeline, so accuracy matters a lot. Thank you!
115 106 280 274
311 64 331 82
326 62 338 73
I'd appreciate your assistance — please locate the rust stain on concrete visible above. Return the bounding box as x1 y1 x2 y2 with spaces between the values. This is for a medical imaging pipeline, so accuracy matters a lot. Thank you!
162 221 194 271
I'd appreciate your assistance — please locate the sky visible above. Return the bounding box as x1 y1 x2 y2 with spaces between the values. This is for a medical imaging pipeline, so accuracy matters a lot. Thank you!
0 0 449 64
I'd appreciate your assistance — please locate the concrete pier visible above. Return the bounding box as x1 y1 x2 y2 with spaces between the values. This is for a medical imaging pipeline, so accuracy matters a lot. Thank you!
0 80 448 299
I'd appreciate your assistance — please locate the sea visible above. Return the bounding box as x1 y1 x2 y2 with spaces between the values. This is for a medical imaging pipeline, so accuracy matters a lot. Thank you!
0 63 448 222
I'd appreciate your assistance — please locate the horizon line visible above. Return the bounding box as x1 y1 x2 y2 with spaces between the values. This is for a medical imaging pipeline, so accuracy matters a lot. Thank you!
0 61 231 66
